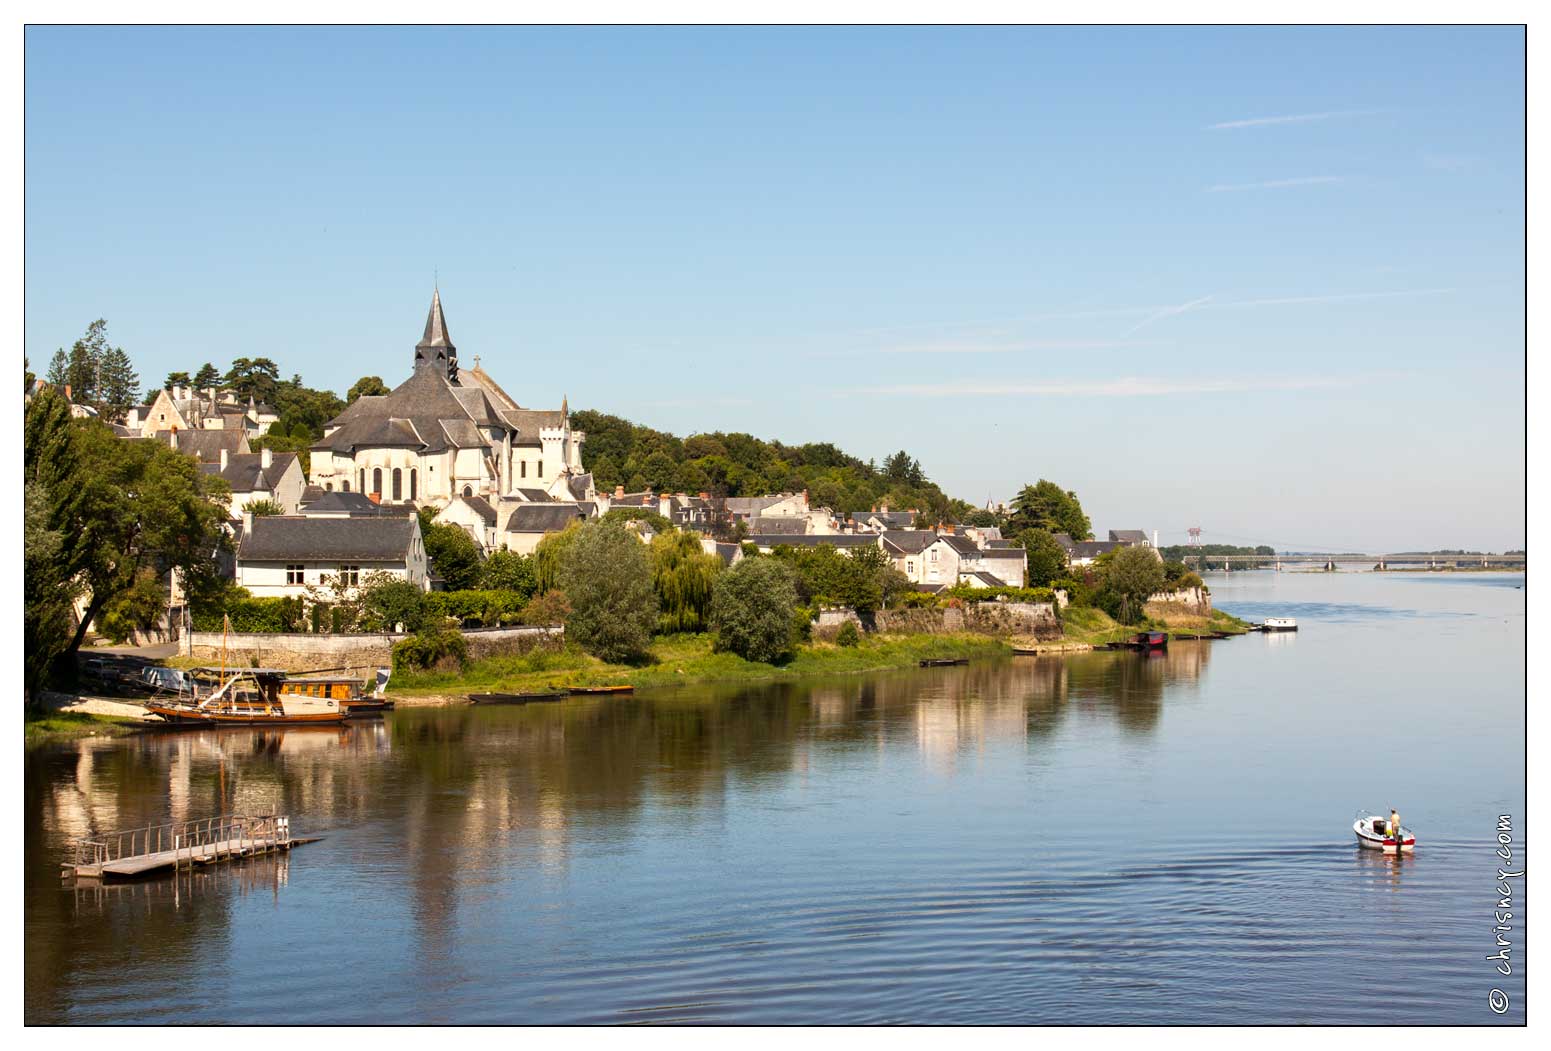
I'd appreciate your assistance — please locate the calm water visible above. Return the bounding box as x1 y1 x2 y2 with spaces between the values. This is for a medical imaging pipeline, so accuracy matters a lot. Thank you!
25 572 1526 1024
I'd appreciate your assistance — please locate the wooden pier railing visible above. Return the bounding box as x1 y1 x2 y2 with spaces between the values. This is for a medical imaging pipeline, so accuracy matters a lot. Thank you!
66 814 297 880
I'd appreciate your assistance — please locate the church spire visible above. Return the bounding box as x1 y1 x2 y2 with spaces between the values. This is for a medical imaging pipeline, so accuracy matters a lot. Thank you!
414 287 458 380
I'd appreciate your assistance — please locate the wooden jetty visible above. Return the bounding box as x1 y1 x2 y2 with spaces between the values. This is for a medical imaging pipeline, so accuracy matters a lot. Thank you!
62 815 316 881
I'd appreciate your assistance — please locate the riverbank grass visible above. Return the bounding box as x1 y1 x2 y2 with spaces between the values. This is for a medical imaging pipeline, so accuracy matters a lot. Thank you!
390 632 1010 696
24 710 144 745
1057 605 1251 645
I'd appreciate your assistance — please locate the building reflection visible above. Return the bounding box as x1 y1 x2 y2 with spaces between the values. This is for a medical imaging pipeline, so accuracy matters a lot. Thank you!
26 645 1217 1020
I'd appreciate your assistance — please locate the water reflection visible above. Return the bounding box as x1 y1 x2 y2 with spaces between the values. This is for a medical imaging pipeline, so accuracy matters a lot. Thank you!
26 647 1216 1023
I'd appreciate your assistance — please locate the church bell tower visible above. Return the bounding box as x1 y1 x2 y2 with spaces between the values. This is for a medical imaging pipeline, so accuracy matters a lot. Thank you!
414 287 458 382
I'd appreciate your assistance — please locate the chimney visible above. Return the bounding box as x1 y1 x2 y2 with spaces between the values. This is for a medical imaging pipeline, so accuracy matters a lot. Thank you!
615 485 625 499
261 447 273 470
241 511 253 537
219 448 228 470
698 491 709 500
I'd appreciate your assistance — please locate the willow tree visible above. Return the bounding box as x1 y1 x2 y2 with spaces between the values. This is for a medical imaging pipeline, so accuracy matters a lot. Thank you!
533 520 584 594
649 530 723 633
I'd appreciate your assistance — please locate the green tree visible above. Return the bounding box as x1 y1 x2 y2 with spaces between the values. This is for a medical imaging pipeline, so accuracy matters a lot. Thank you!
164 370 191 390
710 557 798 663
557 522 658 661
533 521 583 593
1103 546 1166 624
480 549 538 597
348 375 390 403
192 362 221 390
1010 479 1092 540
244 498 285 517
24 480 74 698
358 574 428 633
37 410 229 663
223 357 281 403
649 529 723 632
417 508 483 591
45 349 68 388
98 344 140 417
97 569 168 644
521 589 572 626
1021 528 1070 587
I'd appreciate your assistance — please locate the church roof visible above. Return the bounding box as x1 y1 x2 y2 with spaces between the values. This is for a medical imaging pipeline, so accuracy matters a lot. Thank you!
416 287 454 353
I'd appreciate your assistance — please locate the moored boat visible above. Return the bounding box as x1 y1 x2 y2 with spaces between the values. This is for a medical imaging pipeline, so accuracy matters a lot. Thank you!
568 684 635 695
919 658 969 667
144 668 349 726
468 691 567 705
1354 813 1415 853
1262 617 1299 632
1136 631 1168 649
282 668 394 713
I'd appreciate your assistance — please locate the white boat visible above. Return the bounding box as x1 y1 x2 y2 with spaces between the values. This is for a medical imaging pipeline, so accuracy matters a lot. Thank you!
1262 617 1298 632
1354 813 1415 853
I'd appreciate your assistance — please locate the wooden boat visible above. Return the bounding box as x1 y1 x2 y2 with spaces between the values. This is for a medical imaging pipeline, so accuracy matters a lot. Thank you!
144 668 348 726
568 684 635 695
468 691 567 705
919 658 970 667
282 668 394 713
1354 813 1415 853
1262 617 1299 632
1135 631 1168 649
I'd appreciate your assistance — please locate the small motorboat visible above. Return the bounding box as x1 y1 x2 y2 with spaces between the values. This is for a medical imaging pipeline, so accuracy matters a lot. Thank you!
468 691 567 705
568 684 635 695
1262 617 1299 632
1354 813 1415 853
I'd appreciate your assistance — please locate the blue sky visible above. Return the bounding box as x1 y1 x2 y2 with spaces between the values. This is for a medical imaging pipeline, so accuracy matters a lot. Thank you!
24 26 1524 551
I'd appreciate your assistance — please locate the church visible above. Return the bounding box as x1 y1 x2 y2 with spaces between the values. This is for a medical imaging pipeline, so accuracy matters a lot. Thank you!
308 290 592 507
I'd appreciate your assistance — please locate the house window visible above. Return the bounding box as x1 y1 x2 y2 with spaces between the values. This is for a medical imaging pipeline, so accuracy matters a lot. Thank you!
536 460 543 477
907 560 915 574
372 468 382 496
463 485 472 498
342 480 350 492
410 469 417 501
340 565 360 587
392 468 402 501
930 550 939 562
286 564 305 585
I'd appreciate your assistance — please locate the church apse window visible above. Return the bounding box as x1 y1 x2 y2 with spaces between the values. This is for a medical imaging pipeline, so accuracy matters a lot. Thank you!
373 468 383 496
410 469 417 500
392 468 402 501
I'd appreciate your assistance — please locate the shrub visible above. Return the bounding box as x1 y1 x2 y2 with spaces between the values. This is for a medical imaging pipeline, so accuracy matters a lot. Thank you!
479 550 538 597
709 557 798 663
521 589 572 626
392 627 469 672
359 577 427 633
192 596 304 633
557 521 659 661
940 584 1057 605
835 620 860 647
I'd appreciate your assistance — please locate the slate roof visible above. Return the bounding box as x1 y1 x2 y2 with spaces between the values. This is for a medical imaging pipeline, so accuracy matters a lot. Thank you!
610 491 658 508
750 517 806 535
159 428 251 463
566 473 594 501
880 530 935 555
499 408 565 444
456 495 498 527
1071 540 1121 559
1109 530 1149 545
712 542 741 566
416 287 455 354
513 487 552 503
725 496 789 516
1051 533 1077 552
747 534 880 550
199 452 298 494
504 503 586 534
961 571 1008 587
316 368 500 455
937 534 981 557
298 490 401 516
238 515 418 561
978 547 1029 561
855 510 916 529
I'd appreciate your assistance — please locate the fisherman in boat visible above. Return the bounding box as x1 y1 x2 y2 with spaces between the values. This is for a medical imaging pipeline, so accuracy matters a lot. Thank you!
1390 807 1401 846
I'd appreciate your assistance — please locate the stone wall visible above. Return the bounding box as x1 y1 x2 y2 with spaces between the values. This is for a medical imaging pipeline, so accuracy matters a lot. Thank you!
1143 586 1213 618
814 600 1060 641
181 624 563 672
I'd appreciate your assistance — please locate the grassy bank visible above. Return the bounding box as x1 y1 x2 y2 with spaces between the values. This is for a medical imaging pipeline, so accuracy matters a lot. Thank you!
390 632 1011 697
1058 604 1251 646
24 710 145 745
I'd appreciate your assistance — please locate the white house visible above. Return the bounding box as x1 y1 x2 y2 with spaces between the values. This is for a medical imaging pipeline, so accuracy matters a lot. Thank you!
501 503 588 555
436 494 501 554
200 448 307 515
234 512 429 598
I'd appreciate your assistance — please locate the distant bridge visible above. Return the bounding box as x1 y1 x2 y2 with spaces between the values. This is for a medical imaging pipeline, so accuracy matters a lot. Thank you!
1183 553 1526 572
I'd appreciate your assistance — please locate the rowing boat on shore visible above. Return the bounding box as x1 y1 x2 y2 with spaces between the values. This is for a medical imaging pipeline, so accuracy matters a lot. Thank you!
568 684 635 695
468 691 567 705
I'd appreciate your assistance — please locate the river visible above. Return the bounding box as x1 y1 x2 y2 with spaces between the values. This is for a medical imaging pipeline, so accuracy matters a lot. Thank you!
24 571 1526 1024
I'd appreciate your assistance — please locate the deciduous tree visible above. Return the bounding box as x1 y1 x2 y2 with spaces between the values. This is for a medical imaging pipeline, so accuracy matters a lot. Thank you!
558 522 658 661
709 557 797 663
